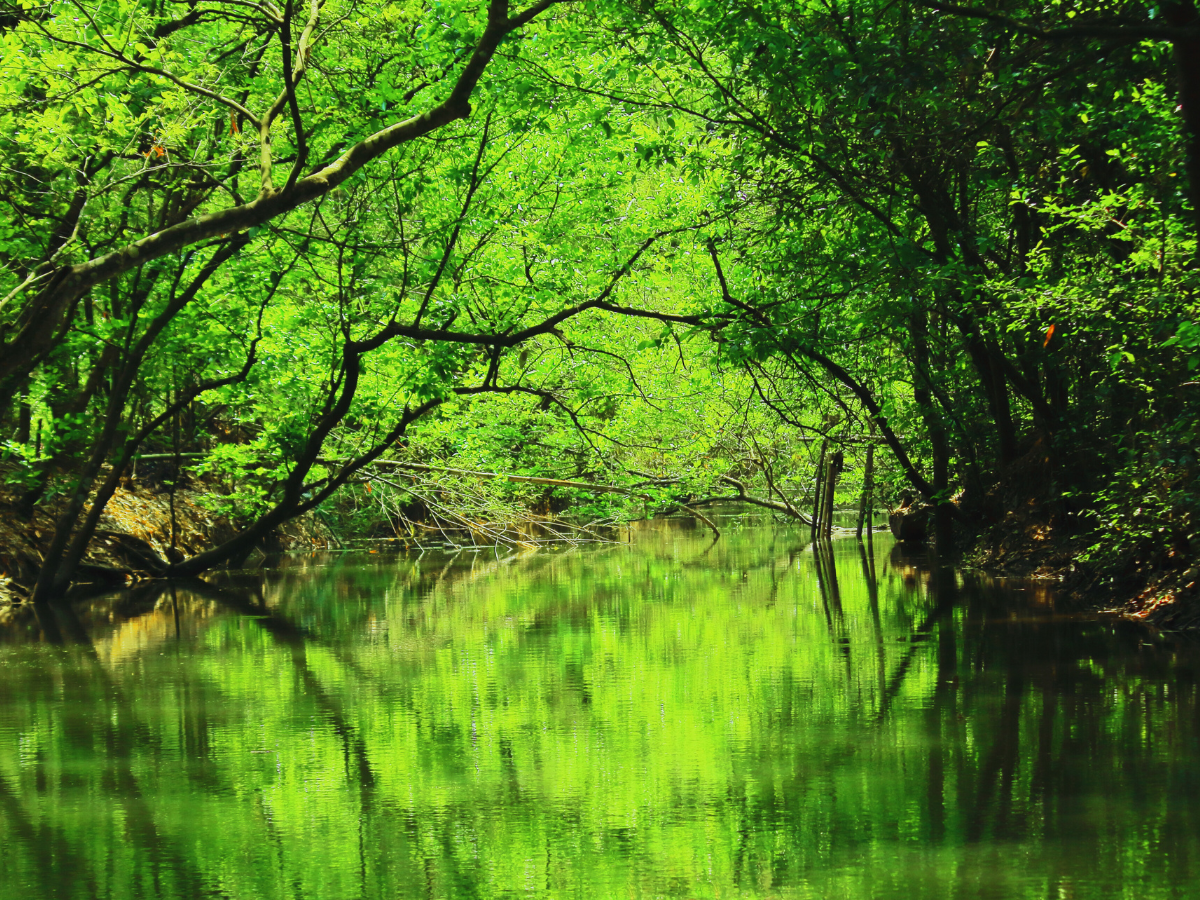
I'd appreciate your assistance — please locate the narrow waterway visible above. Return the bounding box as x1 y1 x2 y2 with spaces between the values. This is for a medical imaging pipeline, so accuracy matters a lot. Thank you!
0 522 1196 899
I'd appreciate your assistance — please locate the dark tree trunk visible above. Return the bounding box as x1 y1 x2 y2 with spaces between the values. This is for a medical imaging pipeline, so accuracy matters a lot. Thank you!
856 435 874 539
811 438 828 542
15 379 31 445
955 315 1018 467
821 450 843 539
912 312 954 553
985 345 1018 466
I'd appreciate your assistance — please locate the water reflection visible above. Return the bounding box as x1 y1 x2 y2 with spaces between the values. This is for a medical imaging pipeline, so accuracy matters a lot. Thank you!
0 524 1196 899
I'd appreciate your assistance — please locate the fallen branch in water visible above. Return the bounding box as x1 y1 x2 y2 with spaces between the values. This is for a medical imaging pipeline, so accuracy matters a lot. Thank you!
367 472 625 550
356 460 653 499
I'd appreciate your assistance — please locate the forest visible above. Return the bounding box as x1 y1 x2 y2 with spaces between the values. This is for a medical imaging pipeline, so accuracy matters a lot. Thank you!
0 0 1197 614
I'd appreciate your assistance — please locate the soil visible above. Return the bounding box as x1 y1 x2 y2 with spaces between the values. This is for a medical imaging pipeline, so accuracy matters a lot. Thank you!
966 500 1200 630
0 482 333 605
943 433 1198 629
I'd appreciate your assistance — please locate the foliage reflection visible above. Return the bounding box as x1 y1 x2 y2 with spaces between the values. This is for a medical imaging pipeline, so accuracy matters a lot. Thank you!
0 523 1196 899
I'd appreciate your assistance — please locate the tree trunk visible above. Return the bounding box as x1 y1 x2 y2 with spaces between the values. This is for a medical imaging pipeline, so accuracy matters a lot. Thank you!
810 438 827 542
16 380 31 445
856 434 874 539
912 311 954 554
954 313 1018 468
985 344 1018 466
821 450 842 539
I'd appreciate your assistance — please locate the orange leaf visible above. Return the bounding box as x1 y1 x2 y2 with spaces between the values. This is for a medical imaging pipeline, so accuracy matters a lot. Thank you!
1043 323 1055 348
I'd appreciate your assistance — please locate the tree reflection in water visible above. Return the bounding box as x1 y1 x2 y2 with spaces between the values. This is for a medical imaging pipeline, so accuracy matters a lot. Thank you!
0 523 1195 899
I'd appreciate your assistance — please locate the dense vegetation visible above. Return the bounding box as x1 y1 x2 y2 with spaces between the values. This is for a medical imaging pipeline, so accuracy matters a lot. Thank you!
0 0 1197 602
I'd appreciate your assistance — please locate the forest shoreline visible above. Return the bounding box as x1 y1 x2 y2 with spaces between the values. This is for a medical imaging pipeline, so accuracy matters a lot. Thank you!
2 0 1194 610
966 510 1200 630
2 478 1194 631
0 483 332 606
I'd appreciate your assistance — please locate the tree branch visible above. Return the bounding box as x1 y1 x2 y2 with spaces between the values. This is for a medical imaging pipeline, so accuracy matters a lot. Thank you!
915 1 1192 42
0 0 567 402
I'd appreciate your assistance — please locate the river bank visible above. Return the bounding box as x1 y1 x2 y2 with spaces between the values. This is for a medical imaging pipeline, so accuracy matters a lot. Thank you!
3 475 1195 632
0 482 332 605
965 499 1200 630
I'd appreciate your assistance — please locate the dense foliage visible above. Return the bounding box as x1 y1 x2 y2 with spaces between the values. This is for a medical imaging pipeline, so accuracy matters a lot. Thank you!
0 0 1197 599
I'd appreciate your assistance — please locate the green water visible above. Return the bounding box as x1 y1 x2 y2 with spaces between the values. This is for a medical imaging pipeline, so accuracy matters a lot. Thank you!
0 522 1198 899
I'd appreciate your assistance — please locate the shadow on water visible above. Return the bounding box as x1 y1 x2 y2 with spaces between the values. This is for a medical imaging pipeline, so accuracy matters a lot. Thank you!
0 524 1197 899
16 596 225 899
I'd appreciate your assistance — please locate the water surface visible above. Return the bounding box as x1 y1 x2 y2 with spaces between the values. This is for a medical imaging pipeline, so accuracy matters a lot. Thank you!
0 522 1197 899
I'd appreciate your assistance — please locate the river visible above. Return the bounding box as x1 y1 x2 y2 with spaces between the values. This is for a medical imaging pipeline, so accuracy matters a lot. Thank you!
0 521 1196 898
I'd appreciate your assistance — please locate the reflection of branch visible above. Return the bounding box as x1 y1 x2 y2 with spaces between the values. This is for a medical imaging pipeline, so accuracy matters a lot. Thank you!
876 579 959 721
201 582 379 795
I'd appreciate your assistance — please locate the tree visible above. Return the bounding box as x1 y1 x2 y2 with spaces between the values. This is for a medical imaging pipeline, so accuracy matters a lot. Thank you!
0 1 738 598
0 0 572 598
582 0 1196 549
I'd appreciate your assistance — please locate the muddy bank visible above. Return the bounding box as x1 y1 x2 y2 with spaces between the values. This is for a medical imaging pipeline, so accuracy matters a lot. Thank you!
0 484 332 604
965 503 1200 630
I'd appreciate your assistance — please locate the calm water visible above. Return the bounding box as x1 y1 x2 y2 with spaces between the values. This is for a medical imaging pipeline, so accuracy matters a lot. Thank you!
0 522 1198 899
